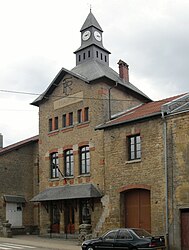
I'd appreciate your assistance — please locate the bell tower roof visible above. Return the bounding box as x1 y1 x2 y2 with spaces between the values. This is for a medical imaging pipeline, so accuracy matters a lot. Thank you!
74 11 110 66
80 10 103 32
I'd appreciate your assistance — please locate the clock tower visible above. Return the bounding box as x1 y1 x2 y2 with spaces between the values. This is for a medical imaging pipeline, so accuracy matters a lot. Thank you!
74 10 110 66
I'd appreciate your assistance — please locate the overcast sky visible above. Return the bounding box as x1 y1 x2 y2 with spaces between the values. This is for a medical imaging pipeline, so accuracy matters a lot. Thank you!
0 0 189 147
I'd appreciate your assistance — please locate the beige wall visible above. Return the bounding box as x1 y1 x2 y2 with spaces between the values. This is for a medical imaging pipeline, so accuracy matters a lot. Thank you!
102 117 166 235
37 73 145 234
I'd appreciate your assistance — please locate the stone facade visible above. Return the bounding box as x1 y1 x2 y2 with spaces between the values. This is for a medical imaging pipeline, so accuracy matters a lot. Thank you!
102 117 166 235
166 111 189 250
0 136 39 235
35 73 145 236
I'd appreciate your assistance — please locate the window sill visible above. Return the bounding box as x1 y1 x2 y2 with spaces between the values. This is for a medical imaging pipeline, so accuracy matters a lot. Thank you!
125 159 141 164
48 130 59 136
48 177 60 181
77 174 90 178
61 126 74 133
65 176 74 179
76 121 89 128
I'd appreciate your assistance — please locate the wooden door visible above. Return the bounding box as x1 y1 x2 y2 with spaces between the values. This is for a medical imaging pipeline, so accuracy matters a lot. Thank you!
50 202 60 233
125 189 151 232
65 205 75 234
181 209 189 250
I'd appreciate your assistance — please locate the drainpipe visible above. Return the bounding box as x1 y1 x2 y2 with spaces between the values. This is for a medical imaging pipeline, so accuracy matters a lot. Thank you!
108 82 118 120
161 111 169 249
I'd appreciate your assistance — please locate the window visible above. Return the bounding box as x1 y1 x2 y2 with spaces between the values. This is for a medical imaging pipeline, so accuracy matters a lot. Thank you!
88 50 90 57
128 135 141 160
96 51 99 58
80 200 91 224
78 55 81 62
104 230 117 240
84 107 89 122
80 146 90 174
117 229 132 240
62 114 66 128
77 109 82 123
50 152 59 178
54 116 58 130
64 149 74 177
83 53 85 60
69 112 73 126
49 118 53 132
101 53 103 60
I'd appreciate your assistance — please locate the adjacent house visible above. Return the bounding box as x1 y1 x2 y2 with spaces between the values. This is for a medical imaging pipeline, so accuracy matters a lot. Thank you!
0 135 39 235
97 93 189 250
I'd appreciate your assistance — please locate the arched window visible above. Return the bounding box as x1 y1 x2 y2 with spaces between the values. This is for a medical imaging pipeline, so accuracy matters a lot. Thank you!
64 149 74 177
79 146 90 174
50 152 59 178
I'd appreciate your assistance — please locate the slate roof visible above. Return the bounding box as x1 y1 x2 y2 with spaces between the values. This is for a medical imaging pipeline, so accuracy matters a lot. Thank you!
96 94 186 129
0 135 39 155
3 195 26 203
80 11 103 32
31 183 102 202
31 61 151 106
71 60 150 99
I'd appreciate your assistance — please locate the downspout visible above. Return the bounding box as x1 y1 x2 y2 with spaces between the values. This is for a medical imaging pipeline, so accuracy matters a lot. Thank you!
161 111 169 249
108 82 118 120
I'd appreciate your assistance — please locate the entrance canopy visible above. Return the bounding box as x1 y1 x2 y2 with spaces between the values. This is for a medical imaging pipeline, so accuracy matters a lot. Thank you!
3 195 26 203
31 183 102 202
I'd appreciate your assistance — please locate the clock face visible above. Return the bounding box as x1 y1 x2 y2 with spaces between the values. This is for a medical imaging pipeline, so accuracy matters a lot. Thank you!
94 31 102 41
82 30 91 41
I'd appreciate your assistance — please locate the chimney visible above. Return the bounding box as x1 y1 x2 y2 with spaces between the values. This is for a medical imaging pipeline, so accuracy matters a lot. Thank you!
118 59 129 82
0 133 3 149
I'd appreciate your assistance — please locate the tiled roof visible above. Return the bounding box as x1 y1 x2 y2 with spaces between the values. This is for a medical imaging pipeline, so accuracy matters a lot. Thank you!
0 135 39 155
97 94 185 129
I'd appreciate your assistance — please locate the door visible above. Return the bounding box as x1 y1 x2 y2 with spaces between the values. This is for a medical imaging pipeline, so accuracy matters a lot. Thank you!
65 204 75 234
125 189 151 232
181 209 189 250
6 203 23 227
50 202 60 233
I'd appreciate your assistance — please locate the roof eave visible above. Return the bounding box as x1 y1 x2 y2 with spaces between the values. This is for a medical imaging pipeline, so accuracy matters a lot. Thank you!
31 68 89 107
96 112 161 130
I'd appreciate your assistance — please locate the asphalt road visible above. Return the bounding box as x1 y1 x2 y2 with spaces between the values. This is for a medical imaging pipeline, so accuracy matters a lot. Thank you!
0 235 81 250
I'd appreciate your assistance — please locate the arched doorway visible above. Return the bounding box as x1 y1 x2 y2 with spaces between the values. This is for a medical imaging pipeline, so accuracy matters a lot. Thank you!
124 188 151 232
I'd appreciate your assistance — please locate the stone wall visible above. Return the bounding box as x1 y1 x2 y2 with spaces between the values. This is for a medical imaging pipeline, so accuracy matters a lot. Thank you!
0 140 39 233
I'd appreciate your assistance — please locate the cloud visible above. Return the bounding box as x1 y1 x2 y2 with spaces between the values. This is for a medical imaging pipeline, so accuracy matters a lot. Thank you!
0 0 189 146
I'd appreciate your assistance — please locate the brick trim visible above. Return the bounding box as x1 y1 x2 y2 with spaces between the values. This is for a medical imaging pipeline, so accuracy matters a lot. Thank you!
78 141 89 147
63 145 73 151
118 184 151 193
49 148 58 154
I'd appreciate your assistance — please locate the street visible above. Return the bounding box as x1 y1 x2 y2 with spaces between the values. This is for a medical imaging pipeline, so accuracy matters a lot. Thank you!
0 235 81 250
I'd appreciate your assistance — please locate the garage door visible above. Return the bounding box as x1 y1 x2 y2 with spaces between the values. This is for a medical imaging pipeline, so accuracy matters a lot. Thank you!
125 189 151 232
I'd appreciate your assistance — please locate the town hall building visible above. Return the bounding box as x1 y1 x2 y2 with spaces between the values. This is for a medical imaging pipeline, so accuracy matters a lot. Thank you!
0 10 189 250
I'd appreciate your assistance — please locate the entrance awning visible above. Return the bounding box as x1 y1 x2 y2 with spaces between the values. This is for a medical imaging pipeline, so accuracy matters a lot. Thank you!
3 195 26 203
31 183 102 202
